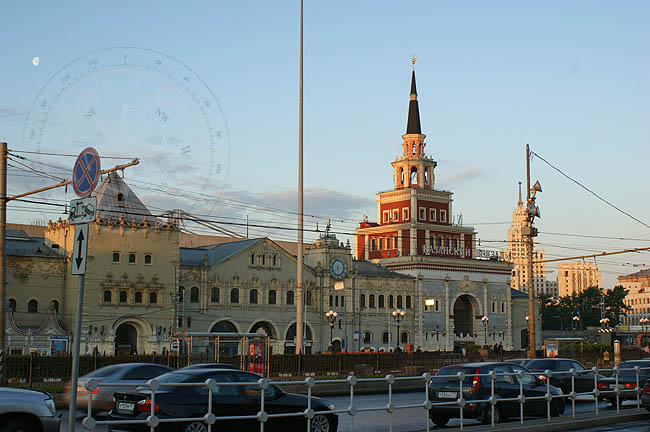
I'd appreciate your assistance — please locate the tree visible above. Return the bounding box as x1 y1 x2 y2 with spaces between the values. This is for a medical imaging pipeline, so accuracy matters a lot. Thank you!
603 285 629 326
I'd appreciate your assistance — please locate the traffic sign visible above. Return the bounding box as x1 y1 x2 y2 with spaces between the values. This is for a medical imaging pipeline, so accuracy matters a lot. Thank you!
69 196 97 225
72 147 101 198
71 224 89 275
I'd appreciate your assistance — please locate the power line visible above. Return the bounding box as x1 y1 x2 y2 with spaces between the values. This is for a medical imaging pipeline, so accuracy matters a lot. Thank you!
531 150 650 230
8 149 133 160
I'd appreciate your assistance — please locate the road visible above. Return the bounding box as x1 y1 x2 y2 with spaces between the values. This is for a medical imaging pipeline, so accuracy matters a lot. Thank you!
57 393 647 431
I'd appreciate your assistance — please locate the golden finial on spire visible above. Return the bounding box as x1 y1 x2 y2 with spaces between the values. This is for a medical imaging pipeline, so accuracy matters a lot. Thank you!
412 56 417 70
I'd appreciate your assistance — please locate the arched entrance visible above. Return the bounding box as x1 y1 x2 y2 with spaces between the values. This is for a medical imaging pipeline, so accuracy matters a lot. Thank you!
284 323 313 354
453 295 475 337
250 321 277 339
210 320 237 333
210 320 239 355
115 323 137 355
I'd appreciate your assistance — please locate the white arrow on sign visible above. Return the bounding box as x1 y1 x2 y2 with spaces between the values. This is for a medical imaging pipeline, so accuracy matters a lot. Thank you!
71 223 89 275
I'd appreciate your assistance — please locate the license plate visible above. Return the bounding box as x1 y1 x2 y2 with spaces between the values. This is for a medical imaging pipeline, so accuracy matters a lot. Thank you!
609 384 616 389
117 402 135 413
438 391 458 399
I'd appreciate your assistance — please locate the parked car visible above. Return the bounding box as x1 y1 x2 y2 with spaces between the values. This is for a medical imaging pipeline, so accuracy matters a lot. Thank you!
428 362 564 426
641 379 650 411
0 387 60 432
178 362 239 371
108 368 338 432
597 360 650 406
521 358 604 394
64 362 173 412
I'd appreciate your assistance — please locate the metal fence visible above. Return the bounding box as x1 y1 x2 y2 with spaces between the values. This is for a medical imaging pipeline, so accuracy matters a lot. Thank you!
78 364 650 432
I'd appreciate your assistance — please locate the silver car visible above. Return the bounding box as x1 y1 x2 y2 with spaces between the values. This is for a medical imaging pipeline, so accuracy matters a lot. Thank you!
0 387 60 432
65 362 173 412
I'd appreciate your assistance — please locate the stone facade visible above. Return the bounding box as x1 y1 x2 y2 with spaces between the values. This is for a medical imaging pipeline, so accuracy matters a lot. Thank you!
557 261 602 298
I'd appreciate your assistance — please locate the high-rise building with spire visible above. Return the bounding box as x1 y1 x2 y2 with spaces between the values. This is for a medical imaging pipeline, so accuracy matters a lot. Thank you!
500 183 555 298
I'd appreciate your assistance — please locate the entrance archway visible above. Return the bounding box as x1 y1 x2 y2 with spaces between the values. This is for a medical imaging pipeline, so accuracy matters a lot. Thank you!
115 323 137 355
250 321 277 339
453 295 475 337
210 320 239 356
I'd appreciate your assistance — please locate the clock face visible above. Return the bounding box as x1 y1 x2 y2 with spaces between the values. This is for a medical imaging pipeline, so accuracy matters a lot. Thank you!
21 47 230 217
330 257 347 280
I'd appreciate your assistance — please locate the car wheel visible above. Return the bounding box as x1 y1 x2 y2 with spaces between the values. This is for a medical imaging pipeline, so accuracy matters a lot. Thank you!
550 400 561 417
310 414 334 432
481 406 500 424
429 415 450 427
183 422 208 432
0 417 39 432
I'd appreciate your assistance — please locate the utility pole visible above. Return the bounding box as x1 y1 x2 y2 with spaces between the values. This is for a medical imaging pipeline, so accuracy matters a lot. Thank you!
0 142 7 381
295 0 304 355
525 144 542 359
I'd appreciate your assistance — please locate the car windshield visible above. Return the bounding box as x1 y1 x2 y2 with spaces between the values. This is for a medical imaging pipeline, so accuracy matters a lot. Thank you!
618 362 650 377
136 371 193 391
83 365 124 378
432 366 478 386
524 360 559 370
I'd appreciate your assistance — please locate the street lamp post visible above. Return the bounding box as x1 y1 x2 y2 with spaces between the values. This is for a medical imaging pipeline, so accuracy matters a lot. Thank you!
326 310 337 350
572 315 580 335
640 318 649 347
481 316 489 346
392 309 405 349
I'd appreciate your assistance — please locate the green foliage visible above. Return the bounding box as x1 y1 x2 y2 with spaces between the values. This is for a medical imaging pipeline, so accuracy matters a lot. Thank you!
540 285 630 330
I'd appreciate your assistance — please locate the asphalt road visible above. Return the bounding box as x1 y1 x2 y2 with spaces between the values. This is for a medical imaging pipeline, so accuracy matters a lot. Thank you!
57 393 646 431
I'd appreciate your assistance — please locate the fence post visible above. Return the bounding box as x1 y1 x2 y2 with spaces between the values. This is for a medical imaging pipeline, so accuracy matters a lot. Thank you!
338 353 342 376
28 354 33 388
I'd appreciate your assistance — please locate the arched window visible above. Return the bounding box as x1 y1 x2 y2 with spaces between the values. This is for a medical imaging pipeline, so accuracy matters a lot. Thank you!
250 253 255 265
128 253 136 264
268 290 277 305
286 290 294 305
149 292 158 304
445 238 450 248
401 332 409 344
379 295 385 309
410 166 417 184
230 288 239 304
369 294 375 308
49 300 59 312
134 292 142 304
389 295 394 309
453 238 458 249
382 331 390 344
262 254 266 266
360 294 366 309
272 255 277 266
412 143 415 154
250 289 258 304
119 291 127 303
103 290 112 303
424 168 429 185
211 287 219 303
379 238 383 249
28 299 38 313
371 239 376 250
112 252 120 263
400 167 404 184
363 331 372 344
437 237 442 247
8 299 16 312
306 291 312 306
190 287 199 303
397 295 403 309
406 295 412 309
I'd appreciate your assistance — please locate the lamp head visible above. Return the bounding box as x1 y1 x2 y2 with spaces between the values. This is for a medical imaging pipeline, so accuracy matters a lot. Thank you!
400 310 405 317
532 180 542 193
527 203 541 219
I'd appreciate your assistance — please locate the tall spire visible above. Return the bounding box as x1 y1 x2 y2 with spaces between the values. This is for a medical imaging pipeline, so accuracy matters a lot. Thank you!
518 181 523 206
406 57 422 134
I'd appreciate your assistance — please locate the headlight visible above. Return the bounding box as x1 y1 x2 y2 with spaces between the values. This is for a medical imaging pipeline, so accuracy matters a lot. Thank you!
327 403 336 411
44 398 56 414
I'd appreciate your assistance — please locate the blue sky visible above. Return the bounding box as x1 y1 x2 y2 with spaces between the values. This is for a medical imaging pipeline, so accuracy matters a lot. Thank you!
2 1 650 288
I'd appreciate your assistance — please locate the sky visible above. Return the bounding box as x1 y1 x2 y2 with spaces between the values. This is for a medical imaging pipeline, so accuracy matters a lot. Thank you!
2 1 650 289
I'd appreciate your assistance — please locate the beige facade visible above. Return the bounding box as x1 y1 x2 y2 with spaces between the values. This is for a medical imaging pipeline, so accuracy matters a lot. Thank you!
557 261 602 298
618 269 650 326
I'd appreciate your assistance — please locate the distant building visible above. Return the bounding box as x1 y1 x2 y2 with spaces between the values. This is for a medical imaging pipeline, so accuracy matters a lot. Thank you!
500 183 549 297
618 269 650 326
557 262 602 298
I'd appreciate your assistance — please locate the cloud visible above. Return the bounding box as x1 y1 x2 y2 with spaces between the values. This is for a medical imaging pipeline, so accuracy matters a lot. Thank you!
437 167 483 189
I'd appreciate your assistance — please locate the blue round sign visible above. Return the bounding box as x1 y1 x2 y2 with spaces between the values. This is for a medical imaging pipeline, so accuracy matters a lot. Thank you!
72 147 101 197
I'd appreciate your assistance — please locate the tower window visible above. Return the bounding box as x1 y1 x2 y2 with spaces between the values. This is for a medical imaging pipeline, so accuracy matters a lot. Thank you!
419 207 426 221
383 210 390 223
402 208 409 221
440 210 447 223
410 166 417 185
379 295 385 308
429 208 436 221
393 209 399 221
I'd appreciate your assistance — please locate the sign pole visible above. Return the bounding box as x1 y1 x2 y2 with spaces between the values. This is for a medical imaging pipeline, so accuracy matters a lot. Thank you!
67 147 100 432
67 271 85 432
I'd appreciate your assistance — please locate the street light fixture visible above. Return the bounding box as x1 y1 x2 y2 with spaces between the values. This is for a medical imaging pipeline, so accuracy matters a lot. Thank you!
326 310 337 350
599 317 610 328
640 318 649 345
392 309 406 349
481 316 489 346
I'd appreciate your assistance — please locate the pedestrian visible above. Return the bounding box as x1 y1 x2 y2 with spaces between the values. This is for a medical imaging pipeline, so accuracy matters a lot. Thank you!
461 347 467 359
498 342 504 361
493 343 498 360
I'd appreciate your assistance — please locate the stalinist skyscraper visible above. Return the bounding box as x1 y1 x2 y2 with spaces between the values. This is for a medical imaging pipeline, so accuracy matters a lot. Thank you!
501 183 555 298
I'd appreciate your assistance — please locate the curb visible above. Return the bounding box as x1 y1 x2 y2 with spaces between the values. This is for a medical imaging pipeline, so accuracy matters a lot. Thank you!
445 410 650 432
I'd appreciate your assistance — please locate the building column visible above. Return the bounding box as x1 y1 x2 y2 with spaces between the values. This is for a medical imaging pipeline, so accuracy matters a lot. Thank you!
444 278 450 351
409 228 416 256
417 274 423 348
505 278 513 350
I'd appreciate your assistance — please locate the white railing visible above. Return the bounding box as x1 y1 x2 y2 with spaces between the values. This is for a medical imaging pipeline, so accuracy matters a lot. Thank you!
79 365 650 431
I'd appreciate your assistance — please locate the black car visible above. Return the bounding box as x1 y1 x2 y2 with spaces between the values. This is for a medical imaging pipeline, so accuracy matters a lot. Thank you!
597 360 650 406
108 368 337 432
428 362 564 426
178 362 240 371
522 358 604 394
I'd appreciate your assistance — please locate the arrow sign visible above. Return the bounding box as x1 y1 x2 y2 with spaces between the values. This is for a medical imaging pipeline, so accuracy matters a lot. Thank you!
72 223 89 275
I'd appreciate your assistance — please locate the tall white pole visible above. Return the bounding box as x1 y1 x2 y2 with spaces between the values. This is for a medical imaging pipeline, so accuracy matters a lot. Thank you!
296 0 304 355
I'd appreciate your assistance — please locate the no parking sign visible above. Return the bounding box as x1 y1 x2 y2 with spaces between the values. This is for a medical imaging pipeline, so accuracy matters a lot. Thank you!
72 147 101 197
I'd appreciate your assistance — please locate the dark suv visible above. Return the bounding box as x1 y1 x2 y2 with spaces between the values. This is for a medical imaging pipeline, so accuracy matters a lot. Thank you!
598 360 650 406
522 358 604 394
428 362 564 426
